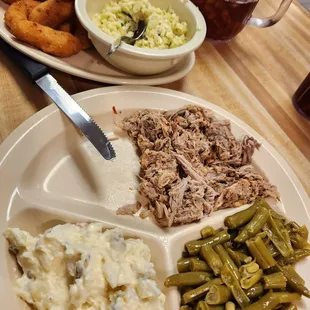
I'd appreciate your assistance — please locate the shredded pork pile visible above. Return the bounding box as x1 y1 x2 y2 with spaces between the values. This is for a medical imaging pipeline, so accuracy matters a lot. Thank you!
120 105 279 227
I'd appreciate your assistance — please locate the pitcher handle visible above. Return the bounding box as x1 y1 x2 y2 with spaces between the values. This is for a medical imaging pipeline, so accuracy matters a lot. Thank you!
247 0 293 27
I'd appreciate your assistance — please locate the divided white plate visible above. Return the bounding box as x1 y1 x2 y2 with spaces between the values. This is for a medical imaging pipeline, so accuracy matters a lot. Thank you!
0 86 309 309
0 2 195 85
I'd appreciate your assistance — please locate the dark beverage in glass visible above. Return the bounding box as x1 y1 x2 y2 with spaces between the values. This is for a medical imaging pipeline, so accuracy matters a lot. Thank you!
192 0 258 41
293 73 310 120
191 0 293 42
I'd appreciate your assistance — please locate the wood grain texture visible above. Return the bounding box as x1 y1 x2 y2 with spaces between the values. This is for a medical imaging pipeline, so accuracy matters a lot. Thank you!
0 0 309 195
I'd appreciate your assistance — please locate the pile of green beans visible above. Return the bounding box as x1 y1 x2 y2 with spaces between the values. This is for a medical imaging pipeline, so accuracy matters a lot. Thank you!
165 198 310 310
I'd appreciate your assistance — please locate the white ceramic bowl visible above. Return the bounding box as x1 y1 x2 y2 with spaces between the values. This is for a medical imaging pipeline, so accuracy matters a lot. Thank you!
75 0 207 75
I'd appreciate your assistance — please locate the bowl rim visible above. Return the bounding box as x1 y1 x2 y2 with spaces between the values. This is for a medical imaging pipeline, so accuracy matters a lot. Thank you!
75 0 207 59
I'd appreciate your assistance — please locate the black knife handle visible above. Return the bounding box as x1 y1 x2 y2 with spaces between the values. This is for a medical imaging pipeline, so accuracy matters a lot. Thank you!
0 39 49 81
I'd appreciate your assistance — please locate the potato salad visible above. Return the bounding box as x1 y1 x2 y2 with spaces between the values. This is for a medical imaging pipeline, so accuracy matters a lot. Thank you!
4 223 165 310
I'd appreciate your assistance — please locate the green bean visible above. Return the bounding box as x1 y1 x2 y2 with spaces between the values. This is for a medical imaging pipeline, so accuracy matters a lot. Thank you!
265 239 280 257
225 301 236 310
186 230 231 256
204 305 225 310
246 236 276 269
270 210 286 222
236 248 252 260
180 306 192 310
244 257 253 264
263 215 294 258
244 283 264 299
182 278 223 304
243 291 278 310
258 199 286 222
292 235 309 250
178 257 200 273
201 245 223 276
227 248 252 268
239 260 262 289
286 222 294 233
228 230 238 241
263 272 287 289
224 241 233 250
276 264 310 298
181 286 196 295
196 301 208 310
214 245 240 280
206 285 232 305
183 251 190 258
235 207 269 243
276 250 309 266
240 269 263 289
165 272 213 287
220 263 250 308
276 255 287 266
201 226 216 239
289 222 309 249
171 205 310 310
244 292 300 309
273 292 301 303
190 259 212 272
256 231 268 239
224 200 263 229
282 265 305 285
276 218 292 250
282 249 310 264
227 249 241 267
274 218 295 260
240 261 260 276
280 304 297 310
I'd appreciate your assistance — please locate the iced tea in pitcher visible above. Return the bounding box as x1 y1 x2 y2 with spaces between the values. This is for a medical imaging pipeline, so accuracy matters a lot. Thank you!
192 0 293 41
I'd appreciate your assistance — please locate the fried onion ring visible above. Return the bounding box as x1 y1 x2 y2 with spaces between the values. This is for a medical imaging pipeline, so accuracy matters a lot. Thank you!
58 18 93 50
58 21 72 33
74 19 92 50
29 0 74 29
5 0 81 57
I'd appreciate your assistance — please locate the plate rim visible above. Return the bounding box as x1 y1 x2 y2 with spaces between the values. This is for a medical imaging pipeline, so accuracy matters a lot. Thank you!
0 24 195 85
0 85 309 211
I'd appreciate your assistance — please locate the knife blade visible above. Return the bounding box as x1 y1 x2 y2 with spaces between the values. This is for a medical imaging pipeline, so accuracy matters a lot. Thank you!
0 39 115 160
36 74 115 160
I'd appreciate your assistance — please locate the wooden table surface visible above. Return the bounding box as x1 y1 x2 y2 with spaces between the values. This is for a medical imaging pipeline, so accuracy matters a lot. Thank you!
0 0 309 195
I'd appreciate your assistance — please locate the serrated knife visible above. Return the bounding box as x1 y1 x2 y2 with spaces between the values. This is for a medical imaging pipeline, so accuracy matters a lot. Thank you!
0 39 115 160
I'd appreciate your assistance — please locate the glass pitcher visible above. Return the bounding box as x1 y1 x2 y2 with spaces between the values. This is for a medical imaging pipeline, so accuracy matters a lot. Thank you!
192 0 293 41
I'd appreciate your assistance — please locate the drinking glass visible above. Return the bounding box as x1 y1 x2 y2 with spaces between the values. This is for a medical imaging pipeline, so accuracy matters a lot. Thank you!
192 0 293 41
293 73 310 120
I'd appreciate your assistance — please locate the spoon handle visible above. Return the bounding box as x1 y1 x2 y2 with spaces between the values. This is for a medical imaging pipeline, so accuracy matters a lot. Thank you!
105 20 146 59
105 36 134 59
105 38 122 58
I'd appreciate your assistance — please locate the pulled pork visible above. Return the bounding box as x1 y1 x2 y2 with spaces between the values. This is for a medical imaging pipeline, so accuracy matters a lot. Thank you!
120 105 279 227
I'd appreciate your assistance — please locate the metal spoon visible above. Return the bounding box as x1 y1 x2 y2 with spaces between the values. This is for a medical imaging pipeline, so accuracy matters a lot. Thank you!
105 20 146 58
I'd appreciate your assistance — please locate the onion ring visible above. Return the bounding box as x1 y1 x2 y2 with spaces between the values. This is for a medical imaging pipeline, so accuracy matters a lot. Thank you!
58 18 93 50
29 0 74 29
5 0 81 57
58 21 72 33
74 19 92 50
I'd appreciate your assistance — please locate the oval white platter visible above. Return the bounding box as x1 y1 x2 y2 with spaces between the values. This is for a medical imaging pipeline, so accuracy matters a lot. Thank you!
0 86 309 309
0 2 195 85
